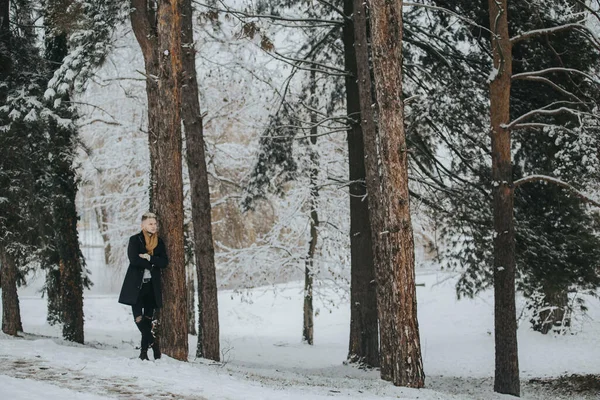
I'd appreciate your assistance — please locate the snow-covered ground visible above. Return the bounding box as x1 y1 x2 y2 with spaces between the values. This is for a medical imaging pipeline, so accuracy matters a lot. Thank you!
1 270 599 399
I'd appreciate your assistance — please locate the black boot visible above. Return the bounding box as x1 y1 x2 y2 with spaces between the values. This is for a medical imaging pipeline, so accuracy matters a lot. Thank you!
151 340 161 360
139 349 149 360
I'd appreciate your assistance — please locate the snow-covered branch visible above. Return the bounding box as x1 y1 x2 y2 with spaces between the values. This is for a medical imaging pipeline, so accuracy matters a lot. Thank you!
512 67 600 85
511 23 586 44
513 175 600 208
504 102 598 130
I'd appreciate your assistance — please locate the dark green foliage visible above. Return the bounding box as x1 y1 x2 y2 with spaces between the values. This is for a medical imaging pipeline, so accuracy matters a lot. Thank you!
1 0 121 337
417 0 600 332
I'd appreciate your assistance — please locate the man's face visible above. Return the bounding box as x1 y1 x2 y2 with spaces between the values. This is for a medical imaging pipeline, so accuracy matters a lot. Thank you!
142 218 158 234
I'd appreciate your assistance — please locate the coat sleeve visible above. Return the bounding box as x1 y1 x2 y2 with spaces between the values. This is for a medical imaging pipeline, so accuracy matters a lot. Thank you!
149 240 168 269
128 236 152 270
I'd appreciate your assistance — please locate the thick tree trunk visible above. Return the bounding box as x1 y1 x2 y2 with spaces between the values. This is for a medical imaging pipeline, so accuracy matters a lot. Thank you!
94 205 112 267
1 246 23 336
344 0 379 368
354 0 425 387
487 0 519 396
59 219 85 344
180 0 220 361
302 67 319 346
152 0 188 361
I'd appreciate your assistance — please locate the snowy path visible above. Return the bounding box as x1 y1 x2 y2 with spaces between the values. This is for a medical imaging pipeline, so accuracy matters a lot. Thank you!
0 353 206 400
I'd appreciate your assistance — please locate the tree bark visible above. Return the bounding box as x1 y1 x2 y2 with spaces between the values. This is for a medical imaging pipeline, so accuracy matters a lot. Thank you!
130 0 160 205
344 0 379 368
302 66 319 346
180 0 220 361
1 245 23 336
487 0 519 396
354 0 425 387
152 0 188 361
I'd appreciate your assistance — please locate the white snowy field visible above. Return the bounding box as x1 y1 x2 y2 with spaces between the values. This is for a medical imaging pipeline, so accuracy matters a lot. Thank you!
1 271 599 400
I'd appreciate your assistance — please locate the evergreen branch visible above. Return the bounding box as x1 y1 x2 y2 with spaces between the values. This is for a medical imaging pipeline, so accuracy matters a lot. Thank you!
192 1 344 25
313 0 348 20
403 2 493 35
512 75 587 103
513 175 600 208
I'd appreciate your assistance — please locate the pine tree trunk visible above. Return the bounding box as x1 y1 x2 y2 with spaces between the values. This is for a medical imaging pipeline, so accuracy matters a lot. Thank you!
344 0 379 368
153 0 188 361
1 245 23 336
58 215 85 344
180 0 220 361
302 67 319 346
354 0 425 387
487 0 519 396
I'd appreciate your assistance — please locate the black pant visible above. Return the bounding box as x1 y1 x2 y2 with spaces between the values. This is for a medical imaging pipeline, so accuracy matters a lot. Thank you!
132 281 155 350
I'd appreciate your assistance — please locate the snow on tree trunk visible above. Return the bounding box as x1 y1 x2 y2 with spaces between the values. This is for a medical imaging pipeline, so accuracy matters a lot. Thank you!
153 0 188 361
1 246 23 336
344 0 379 368
180 0 220 361
487 0 519 396
354 0 424 387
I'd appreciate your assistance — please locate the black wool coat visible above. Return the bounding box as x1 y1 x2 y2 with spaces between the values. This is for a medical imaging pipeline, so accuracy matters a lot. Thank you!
118 231 168 307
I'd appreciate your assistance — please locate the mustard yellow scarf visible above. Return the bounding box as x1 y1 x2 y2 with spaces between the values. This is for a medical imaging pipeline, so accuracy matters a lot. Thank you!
143 230 158 255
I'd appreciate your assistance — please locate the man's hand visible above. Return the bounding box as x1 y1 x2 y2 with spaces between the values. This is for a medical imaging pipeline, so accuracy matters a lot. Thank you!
139 253 151 261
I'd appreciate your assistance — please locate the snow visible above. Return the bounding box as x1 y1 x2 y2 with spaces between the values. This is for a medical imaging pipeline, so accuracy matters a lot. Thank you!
1 270 599 399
